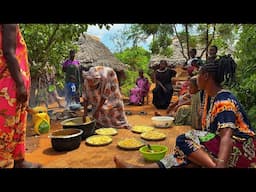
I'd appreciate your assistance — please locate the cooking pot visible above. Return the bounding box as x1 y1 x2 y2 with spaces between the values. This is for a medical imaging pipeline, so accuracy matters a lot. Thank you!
49 128 83 151
61 117 96 140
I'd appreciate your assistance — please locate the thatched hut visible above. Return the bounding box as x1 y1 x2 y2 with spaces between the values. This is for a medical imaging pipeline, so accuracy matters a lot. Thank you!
76 34 128 84
148 55 186 69
77 34 127 69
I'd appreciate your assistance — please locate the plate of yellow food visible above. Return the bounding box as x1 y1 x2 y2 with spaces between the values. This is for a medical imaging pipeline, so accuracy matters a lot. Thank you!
131 125 154 133
86 135 112 146
117 138 145 150
140 130 166 141
95 128 118 136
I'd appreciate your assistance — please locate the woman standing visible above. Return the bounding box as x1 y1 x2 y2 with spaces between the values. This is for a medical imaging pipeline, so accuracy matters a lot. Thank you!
0 24 41 168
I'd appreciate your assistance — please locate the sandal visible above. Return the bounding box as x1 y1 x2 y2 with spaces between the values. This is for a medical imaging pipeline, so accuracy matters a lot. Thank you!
138 111 147 115
125 111 133 115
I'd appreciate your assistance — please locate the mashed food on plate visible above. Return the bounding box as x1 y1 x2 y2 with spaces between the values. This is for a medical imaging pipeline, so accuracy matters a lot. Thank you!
131 125 154 133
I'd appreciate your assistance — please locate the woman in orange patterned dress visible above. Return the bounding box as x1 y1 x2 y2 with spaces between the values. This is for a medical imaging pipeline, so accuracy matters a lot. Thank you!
82 66 131 129
0 24 41 168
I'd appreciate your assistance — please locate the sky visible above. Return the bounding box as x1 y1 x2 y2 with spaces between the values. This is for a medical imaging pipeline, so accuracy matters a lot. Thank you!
86 24 152 53
86 24 185 53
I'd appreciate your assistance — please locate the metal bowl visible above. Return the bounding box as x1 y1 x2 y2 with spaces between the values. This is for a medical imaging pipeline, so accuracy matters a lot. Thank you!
49 128 83 151
60 117 96 140
69 103 82 111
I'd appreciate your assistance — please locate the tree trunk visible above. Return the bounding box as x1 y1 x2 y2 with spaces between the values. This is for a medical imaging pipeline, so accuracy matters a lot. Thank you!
29 75 48 107
199 24 216 59
206 24 209 59
29 77 39 107
173 25 188 61
185 24 190 59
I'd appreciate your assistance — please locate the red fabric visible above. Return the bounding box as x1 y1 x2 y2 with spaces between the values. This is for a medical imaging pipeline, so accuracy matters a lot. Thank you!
0 25 30 162
179 81 189 96
203 136 256 168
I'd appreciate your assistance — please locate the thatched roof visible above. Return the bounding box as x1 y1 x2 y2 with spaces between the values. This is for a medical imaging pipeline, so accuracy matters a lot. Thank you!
76 34 128 71
148 55 186 68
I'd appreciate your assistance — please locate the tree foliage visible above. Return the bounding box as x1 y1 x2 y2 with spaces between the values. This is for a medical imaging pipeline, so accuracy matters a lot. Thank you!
114 46 151 97
20 24 112 106
125 24 173 57
114 46 150 72
20 24 111 81
21 24 113 80
233 24 256 129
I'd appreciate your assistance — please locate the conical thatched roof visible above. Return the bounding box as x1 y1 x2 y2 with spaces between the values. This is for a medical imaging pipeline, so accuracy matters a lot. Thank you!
76 34 128 71
148 55 185 68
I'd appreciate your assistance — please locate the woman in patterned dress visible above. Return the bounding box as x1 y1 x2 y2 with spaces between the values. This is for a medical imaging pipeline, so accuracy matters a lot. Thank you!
0 24 41 168
82 66 131 129
114 55 256 168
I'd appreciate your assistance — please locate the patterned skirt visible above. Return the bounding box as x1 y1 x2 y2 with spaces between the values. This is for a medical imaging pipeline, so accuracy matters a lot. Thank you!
159 130 256 168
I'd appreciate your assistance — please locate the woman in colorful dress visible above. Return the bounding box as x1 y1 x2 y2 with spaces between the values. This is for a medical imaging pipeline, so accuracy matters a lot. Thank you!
82 66 131 129
129 69 150 105
0 24 41 168
114 55 256 168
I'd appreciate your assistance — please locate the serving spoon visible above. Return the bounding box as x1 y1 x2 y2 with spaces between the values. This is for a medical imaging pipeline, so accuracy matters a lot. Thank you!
147 144 154 153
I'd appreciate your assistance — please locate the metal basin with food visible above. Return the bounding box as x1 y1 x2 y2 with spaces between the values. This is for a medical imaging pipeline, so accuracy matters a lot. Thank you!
61 117 96 140
49 128 83 151
151 116 174 128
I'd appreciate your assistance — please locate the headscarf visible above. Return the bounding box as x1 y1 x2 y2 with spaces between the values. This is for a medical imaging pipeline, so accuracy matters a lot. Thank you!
83 67 101 87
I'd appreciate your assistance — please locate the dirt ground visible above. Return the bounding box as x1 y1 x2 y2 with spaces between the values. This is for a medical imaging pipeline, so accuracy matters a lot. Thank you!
24 66 191 168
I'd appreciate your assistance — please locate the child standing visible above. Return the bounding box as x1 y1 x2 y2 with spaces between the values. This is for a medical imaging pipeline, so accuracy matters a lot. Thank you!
66 75 78 107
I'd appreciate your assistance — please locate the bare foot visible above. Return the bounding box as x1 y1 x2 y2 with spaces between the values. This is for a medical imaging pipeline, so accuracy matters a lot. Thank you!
0 160 13 168
14 160 42 168
114 156 139 168
124 125 132 130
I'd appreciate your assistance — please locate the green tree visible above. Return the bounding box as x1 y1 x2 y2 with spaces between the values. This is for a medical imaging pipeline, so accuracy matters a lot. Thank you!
126 24 173 57
115 46 150 71
114 46 151 96
196 24 240 58
233 24 256 129
20 24 111 106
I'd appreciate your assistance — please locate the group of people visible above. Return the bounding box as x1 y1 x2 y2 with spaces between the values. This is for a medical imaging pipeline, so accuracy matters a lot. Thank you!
1 24 256 168
0 24 132 168
114 54 256 168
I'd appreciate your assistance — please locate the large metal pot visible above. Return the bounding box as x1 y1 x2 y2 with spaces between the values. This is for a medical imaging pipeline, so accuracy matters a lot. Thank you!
60 117 96 140
49 128 83 151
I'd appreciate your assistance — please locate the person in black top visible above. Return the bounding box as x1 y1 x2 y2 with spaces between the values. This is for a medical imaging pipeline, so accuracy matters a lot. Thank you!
152 60 176 109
